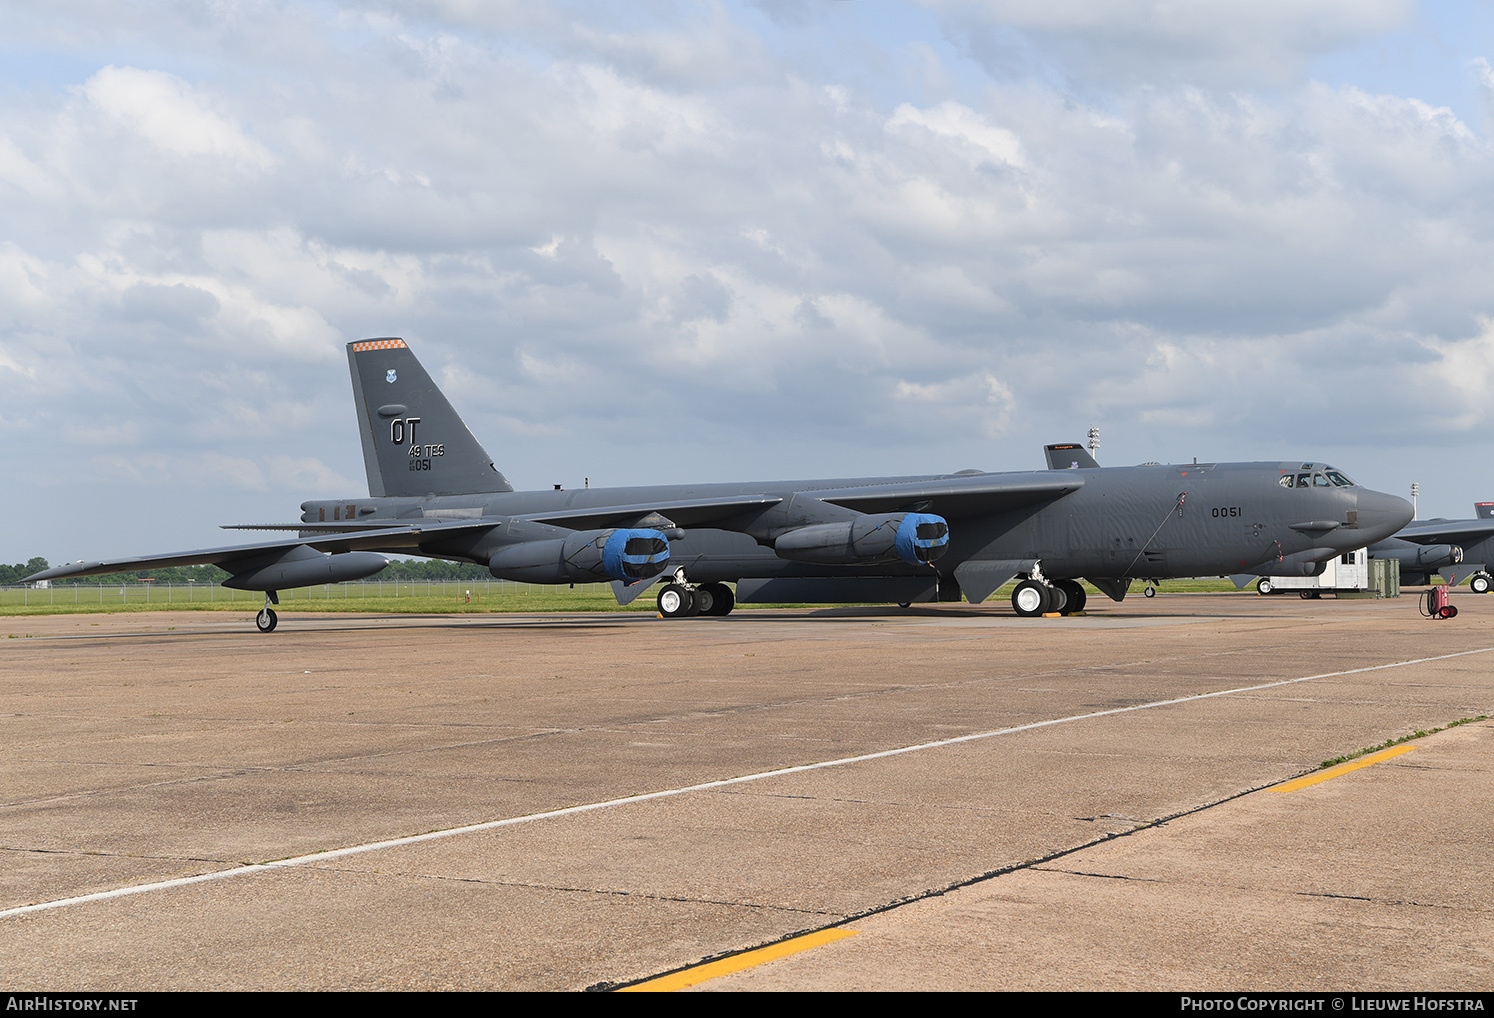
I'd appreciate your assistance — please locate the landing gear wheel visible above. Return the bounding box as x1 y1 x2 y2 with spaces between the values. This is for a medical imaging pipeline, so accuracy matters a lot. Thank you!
255 608 278 633
698 582 735 617
1053 579 1086 615
897 601 911 609
693 584 715 615
1046 583 1069 614
1471 574 1491 595
1256 579 1274 595
1142 585 1156 598
657 583 697 619
1011 580 1051 618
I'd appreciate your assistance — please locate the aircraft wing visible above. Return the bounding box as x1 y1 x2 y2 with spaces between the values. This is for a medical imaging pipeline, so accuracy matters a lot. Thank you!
23 521 500 582
225 496 785 535
816 473 1084 519
1394 519 1494 545
513 476 1078 529
522 495 783 530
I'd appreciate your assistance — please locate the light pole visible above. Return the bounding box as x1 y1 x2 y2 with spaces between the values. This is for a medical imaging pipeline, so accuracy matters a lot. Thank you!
1087 426 1100 463
1411 482 1419 520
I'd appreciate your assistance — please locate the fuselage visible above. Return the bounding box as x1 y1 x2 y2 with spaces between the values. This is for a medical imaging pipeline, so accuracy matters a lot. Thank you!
301 460 1411 591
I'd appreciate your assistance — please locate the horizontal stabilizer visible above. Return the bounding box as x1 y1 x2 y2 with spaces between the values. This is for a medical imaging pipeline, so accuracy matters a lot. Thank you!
24 519 503 583
224 522 401 533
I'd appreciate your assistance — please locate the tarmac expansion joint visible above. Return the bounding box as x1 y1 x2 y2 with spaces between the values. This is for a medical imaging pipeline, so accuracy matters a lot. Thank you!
316 864 845 917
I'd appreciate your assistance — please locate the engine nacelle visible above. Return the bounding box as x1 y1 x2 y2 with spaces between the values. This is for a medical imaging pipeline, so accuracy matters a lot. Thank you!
1377 543 1463 570
222 545 389 591
773 512 948 566
487 528 670 585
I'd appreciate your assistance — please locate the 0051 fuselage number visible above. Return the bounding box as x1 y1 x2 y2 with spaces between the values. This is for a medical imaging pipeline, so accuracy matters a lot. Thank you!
1212 506 1243 517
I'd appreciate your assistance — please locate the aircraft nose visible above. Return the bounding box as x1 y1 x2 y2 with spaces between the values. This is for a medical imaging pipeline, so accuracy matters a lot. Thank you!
1355 488 1414 543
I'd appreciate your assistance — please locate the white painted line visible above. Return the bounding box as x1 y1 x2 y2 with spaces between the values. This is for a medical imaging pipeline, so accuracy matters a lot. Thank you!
5 645 1490 920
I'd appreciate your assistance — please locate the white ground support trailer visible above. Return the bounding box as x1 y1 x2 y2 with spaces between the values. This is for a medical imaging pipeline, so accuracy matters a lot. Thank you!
1256 549 1373 598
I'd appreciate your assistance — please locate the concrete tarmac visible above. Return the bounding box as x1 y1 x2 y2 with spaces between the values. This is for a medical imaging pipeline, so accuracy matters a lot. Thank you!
1 594 1490 990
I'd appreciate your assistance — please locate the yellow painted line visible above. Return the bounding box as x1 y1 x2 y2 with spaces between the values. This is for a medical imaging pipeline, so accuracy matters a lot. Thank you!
1274 744 1416 793
619 928 858 992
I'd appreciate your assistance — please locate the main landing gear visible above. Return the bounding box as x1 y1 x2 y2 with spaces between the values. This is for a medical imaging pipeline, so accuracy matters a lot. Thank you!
656 571 735 620
1010 577 1086 618
255 591 279 633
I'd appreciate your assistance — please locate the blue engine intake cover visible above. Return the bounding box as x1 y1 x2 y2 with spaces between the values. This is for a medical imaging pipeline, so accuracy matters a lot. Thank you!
601 528 671 584
895 513 950 565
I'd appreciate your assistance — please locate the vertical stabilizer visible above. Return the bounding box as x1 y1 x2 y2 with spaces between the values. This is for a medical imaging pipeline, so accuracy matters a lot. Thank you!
347 338 513 497
1044 443 1100 470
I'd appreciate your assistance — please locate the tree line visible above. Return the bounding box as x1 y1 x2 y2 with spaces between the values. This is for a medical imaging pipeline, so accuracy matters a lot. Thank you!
2 557 493 586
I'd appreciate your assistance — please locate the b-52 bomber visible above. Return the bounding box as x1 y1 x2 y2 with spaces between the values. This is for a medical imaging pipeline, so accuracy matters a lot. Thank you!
1369 503 1494 593
27 339 1414 631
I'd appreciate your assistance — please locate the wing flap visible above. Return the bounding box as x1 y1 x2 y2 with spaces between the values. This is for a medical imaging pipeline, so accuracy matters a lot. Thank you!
523 495 782 530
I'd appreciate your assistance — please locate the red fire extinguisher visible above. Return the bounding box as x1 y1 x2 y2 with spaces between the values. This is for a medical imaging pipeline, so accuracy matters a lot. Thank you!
1421 584 1458 620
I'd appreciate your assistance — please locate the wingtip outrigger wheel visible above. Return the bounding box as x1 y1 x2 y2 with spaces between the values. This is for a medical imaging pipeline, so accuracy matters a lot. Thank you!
256 591 279 633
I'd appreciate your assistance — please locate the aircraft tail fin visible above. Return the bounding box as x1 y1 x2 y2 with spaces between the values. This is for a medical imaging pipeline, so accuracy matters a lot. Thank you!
1476 502 1494 519
1044 443 1100 470
347 339 513 497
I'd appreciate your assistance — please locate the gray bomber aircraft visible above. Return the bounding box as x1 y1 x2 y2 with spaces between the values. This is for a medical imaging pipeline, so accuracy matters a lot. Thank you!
1369 503 1494 593
27 338 1414 631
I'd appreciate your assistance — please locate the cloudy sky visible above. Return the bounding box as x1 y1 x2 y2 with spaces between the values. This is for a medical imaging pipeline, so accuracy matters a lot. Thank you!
3 0 1493 563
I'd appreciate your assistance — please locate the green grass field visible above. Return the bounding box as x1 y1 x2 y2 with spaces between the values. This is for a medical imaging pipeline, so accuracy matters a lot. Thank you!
0 577 1248 617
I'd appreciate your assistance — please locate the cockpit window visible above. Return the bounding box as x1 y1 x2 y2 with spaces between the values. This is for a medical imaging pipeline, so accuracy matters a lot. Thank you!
1296 473 1311 488
1278 474 1293 488
1325 470 1355 487
1313 473 1330 487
